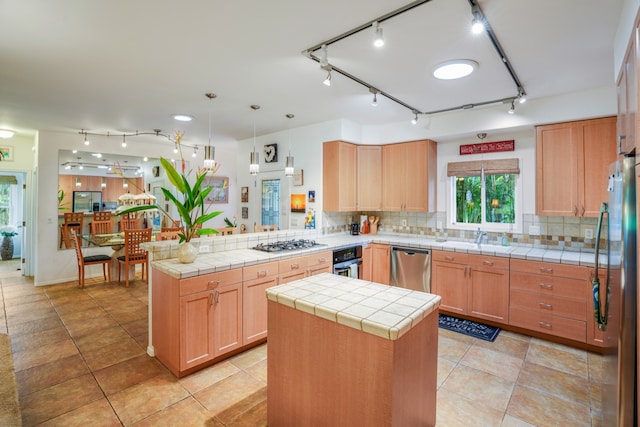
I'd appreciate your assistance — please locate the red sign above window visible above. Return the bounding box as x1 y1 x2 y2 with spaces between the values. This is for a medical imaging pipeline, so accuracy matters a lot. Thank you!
459 140 514 155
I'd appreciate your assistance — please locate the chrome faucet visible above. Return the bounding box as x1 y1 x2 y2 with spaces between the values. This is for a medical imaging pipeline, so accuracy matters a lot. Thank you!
476 228 487 247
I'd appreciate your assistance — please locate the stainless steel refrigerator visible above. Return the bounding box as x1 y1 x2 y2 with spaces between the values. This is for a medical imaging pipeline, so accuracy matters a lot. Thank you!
72 191 102 213
595 156 637 426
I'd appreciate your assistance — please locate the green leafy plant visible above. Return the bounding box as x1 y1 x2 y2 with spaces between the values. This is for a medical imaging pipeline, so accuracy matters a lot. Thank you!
119 132 223 243
1 225 18 237
57 188 70 211
224 216 237 228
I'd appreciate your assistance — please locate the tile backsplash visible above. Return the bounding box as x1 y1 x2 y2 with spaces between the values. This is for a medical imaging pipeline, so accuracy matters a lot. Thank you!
322 211 602 252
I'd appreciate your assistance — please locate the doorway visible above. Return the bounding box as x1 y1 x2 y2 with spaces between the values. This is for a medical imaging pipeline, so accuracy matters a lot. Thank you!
0 172 26 272
261 179 280 229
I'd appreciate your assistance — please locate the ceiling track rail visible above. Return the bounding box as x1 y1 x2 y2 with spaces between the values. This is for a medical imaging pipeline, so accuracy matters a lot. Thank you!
302 0 526 118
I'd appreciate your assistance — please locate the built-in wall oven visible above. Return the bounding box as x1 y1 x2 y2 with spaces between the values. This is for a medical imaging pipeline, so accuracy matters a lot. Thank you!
333 245 362 279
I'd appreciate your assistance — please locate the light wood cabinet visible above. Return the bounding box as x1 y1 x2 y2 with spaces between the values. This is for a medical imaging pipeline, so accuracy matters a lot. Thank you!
536 117 617 217
306 250 333 276
432 251 509 324
361 244 372 281
617 28 637 155
371 243 390 285
382 139 437 212
211 283 243 357
356 145 381 210
323 141 357 212
278 257 308 284
243 261 279 345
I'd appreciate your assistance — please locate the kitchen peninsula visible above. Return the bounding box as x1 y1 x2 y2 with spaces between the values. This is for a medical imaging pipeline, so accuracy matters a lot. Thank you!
266 273 440 426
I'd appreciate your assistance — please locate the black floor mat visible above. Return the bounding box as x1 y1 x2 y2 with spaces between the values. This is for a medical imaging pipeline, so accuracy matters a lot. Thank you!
438 314 500 342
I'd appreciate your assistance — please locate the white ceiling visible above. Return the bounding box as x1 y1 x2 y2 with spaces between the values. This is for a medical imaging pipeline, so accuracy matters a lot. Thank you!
0 0 624 150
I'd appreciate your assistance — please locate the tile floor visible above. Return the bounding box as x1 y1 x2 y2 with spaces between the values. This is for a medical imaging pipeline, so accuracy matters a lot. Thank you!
0 259 603 426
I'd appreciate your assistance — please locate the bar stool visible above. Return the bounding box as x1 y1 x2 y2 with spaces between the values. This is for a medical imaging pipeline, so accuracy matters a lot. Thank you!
255 224 278 232
93 211 112 221
60 212 85 249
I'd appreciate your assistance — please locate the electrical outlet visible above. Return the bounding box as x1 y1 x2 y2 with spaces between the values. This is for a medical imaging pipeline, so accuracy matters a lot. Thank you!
584 229 594 239
199 245 210 253
402 219 407 227
529 225 540 235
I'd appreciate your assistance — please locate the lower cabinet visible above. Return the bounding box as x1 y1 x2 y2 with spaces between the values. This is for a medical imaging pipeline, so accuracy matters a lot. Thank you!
431 251 509 324
361 244 372 281
243 261 279 345
306 250 333 276
371 243 390 284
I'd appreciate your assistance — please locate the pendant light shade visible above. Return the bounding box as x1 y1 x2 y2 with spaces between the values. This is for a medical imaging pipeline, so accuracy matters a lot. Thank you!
204 93 217 171
75 177 81 188
250 151 259 175
285 155 294 177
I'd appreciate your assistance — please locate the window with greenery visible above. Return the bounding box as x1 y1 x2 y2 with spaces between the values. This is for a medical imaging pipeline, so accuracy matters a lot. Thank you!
0 183 10 226
448 159 520 230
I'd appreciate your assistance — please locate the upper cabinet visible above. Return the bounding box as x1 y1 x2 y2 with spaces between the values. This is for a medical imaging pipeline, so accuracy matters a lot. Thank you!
323 141 357 212
382 139 437 212
536 117 617 217
617 25 637 155
356 145 382 211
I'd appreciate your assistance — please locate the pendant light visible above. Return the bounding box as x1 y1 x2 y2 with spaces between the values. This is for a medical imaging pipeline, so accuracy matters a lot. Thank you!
203 93 217 171
285 114 295 177
250 105 260 175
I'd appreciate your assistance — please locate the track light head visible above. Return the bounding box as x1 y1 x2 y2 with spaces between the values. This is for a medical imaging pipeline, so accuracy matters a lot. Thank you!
373 21 384 47
370 87 379 106
322 66 332 86
508 100 516 114
471 5 484 34
411 111 419 125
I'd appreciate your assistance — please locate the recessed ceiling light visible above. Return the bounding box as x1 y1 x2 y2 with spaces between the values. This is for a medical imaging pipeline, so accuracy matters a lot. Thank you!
0 129 15 138
172 114 193 122
432 60 478 80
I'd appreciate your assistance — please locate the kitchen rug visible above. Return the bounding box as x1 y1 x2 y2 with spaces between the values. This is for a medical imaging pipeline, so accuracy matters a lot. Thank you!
438 314 500 342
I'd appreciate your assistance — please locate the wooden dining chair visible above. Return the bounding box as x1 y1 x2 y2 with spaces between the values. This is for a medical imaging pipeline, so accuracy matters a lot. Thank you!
216 227 236 235
255 224 278 232
90 220 114 235
70 229 111 288
161 226 182 233
93 211 112 221
119 217 141 231
60 212 85 249
117 228 152 288
156 230 180 241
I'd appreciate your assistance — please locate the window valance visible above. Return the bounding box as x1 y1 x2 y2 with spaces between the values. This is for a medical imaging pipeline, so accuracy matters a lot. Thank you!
447 158 520 177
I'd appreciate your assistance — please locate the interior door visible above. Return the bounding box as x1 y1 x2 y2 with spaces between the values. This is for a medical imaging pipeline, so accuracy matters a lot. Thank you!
261 179 280 228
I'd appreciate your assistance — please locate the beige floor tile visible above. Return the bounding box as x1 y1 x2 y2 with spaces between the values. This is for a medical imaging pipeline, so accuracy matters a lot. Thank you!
7 315 64 338
436 387 505 427
73 324 133 354
229 343 267 370
15 354 89 397
38 398 122 427
507 384 591 426
93 353 166 396
81 335 146 372
109 371 190 425
244 358 267 384
195 371 265 415
120 317 148 337
526 340 588 377
215 387 267 426
9 323 70 353
437 334 472 363
12 338 79 372
500 414 536 427
460 345 523 382
438 327 477 344
179 361 242 394
473 332 530 360
441 364 515 412
132 396 213 427
437 357 456 388
5 299 53 316
51 297 102 316
517 361 590 406
63 313 121 339
6 305 58 327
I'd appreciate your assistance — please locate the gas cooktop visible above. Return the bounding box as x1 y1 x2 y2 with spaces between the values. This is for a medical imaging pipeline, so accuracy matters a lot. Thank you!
252 239 325 253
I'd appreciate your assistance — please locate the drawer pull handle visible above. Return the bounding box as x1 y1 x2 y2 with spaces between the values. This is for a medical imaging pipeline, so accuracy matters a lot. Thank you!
482 260 494 266
539 283 553 290
318 258 326 263
215 290 220 304
538 321 552 329
209 291 214 306
539 267 554 274
444 256 455 261
291 263 299 270
257 270 267 278
539 302 553 310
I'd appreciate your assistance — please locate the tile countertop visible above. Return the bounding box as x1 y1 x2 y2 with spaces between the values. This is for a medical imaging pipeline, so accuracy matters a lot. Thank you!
265 272 441 341
146 232 609 280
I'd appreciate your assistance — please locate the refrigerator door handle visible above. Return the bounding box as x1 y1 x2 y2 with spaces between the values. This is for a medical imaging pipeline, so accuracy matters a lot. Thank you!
593 202 610 331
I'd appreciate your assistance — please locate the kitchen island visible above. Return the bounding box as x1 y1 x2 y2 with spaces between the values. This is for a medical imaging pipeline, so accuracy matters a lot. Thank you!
266 273 441 427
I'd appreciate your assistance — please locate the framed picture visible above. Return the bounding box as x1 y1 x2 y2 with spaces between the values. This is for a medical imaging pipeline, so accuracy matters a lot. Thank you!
0 146 14 162
293 169 303 186
241 186 249 203
242 206 248 219
308 190 315 203
204 176 229 204
291 193 306 213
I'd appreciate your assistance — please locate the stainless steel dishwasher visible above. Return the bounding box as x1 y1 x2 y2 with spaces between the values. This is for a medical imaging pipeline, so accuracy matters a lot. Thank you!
390 246 431 293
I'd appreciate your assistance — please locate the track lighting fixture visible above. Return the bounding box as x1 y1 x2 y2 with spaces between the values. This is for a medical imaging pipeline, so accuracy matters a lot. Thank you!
285 114 295 177
471 5 484 34
370 88 378 107
411 111 419 125
517 88 527 104
83 133 90 146
373 21 384 47
508 100 515 114
192 147 197 158
250 105 260 175
121 135 127 148
319 44 329 67
203 93 217 171
322 66 332 86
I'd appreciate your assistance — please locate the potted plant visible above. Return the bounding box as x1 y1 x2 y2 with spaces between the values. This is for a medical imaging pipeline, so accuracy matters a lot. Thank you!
1 226 18 261
119 132 223 263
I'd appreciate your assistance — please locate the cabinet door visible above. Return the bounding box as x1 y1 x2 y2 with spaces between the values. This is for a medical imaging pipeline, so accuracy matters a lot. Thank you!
361 244 372 281
212 283 243 357
579 117 617 217
381 144 406 211
243 276 277 344
432 261 467 315
536 123 580 216
306 251 332 277
323 141 357 212
180 291 214 371
357 145 382 210
469 266 509 324
371 243 390 285
405 140 436 212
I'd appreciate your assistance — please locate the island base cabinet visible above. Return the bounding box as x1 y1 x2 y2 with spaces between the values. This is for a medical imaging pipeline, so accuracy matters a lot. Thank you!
267 302 438 427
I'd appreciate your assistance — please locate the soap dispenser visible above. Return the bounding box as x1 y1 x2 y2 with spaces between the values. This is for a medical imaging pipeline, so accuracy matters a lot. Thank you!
501 233 509 246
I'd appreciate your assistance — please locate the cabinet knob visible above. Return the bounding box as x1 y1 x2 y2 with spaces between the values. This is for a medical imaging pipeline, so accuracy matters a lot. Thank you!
444 255 455 261
208 280 220 289
482 260 494 266
291 263 299 270
573 206 578 216
257 270 267 278
580 206 585 216
318 258 326 263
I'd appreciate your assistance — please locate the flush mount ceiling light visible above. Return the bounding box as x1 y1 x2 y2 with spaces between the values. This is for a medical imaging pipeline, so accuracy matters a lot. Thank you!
172 114 193 122
0 129 14 138
373 21 384 47
432 60 478 80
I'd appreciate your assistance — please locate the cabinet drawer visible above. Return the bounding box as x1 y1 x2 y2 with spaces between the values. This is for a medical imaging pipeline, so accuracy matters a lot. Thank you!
510 271 585 300
305 250 332 268
509 307 586 342
180 268 243 296
244 261 279 280
510 289 586 321
432 251 468 264
510 259 589 280
468 254 509 270
279 257 308 274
